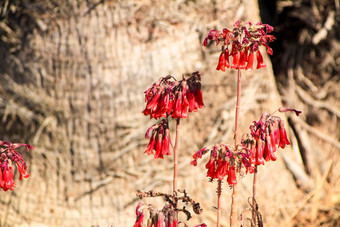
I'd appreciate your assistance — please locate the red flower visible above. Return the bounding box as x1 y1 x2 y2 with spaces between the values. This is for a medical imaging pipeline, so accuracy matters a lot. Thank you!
162 129 171 156
205 157 216 178
279 121 290 148
146 89 163 112
215 158 228 180
3 167 15 191
16 161 30 180
195 224 207 227
246 52 254 70
255 139 265 165
238 47 248 69
133 204 144 227
0 169 4 189
231 52 240 69
256 50 266 69
216 51 226 71
144 133 156 155
195 89 204 109
263 136 277 162
227 165 237 185
202 21 275 72
143 72 204 119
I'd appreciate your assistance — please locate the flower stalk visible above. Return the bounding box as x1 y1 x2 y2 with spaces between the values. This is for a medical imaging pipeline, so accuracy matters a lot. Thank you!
173 118 180 194
230 68 242 227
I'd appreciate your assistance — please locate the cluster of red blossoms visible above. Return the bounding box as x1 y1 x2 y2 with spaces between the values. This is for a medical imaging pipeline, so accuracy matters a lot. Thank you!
191 144 252 185
133 203 207 227
133 203 178 227
143 72 204 119
144 120 171 159
0 140 33 191
244 113 291 165
203 20 275 71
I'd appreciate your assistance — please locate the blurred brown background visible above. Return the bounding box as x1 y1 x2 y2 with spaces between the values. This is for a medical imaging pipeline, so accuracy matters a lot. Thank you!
0 0 339 226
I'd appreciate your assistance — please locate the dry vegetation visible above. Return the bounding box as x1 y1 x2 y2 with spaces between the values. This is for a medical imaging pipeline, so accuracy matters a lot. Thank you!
0 0 339 226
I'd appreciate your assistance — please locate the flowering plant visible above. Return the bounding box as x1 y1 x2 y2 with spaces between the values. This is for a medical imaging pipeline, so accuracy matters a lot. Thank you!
0 140 33 191
203 21 275 71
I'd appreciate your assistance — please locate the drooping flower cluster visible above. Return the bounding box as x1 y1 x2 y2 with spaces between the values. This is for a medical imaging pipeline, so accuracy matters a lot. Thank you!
144 119 171 159
243 113 291 165
133 203 178 227
134 202 206 227
191 143 252 185
0 140 34 191
143 72 204 119
203 20 275 71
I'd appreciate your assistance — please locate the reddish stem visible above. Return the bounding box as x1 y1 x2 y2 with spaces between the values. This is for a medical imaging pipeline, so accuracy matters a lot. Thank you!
217 180 222 227
173 118 180 194
230 68 242 227
252 165 258 226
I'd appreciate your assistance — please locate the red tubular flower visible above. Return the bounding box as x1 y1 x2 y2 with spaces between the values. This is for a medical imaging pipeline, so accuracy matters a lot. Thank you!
279 121 290 148
133 213 144 227
205 158 216 178
215 158 228 180
169 220 178 227
133 204 144 227
231 52 240 69
190 159 197 166
263 136 277 162
187 89 198 112
270 133 277 153
16 161 30 180
227 165 237 185
224 49 230 68
249 142 256 164
156 213 164 227
255 139 265 165
0 169 4 189
216 51 226 72
256 50 266 69
171 93 183 118
239 48 248 69
154 134 164 159
3 167 15 191
145 133 156 155
195 89 204 108
146 89 162 111
246 52 254 70
161 129 171 156
181 89 189 118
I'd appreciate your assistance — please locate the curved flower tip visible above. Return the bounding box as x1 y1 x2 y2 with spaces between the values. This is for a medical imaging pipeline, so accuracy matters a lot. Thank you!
195 224 207 227
278 107 302 116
